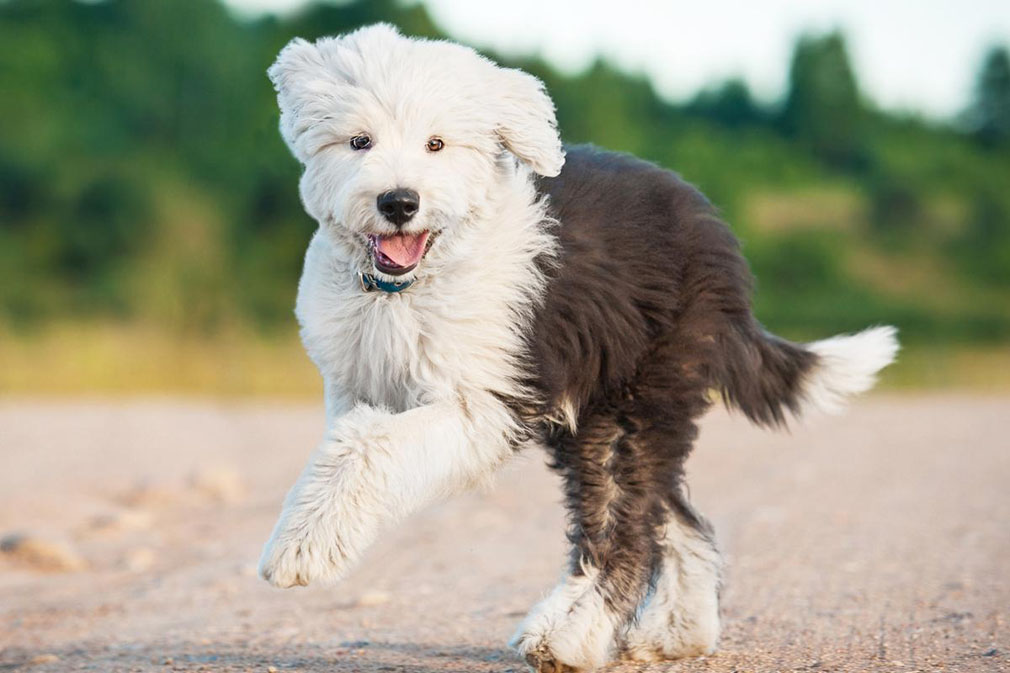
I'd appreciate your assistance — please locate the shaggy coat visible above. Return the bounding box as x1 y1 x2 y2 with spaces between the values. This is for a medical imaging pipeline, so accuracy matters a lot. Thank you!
257 24 898 673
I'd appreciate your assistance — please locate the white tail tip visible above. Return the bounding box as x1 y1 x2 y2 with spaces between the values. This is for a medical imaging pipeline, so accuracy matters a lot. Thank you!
801 326 900 415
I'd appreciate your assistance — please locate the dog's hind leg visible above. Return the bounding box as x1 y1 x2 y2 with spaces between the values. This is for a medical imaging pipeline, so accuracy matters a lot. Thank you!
511 407 663 672
620 490 723 662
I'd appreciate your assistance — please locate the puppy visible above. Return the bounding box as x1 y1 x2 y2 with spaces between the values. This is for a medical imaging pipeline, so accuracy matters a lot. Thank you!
258 24 898 672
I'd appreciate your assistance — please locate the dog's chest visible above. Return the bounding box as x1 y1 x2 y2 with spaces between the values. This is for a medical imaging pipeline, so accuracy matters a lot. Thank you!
330 295 461 409
298 262 529 412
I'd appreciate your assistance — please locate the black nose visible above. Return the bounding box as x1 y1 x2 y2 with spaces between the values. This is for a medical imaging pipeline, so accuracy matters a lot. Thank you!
376 189 420 226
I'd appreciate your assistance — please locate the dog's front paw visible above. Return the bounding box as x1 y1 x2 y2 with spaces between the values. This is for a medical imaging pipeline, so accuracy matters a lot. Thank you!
257 510 355 588
258 427 381 588
513 635 578 673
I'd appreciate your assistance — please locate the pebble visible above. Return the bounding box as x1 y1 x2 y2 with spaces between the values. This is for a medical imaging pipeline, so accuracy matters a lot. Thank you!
88 508 153 534
124 547 156 572
0 533 86 572
236 563 258 577
355 590 391 607
189 466 246 504
120 481 180 508
28 654 60 665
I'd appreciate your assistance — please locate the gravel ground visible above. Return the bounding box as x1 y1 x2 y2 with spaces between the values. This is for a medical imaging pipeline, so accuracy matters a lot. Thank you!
0 395 1007 672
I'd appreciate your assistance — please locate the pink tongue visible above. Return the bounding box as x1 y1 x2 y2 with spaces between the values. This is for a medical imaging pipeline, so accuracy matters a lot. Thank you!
376 231 429 267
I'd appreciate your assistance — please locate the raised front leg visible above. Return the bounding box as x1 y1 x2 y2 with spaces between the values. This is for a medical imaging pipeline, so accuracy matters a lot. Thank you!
259 396 515 588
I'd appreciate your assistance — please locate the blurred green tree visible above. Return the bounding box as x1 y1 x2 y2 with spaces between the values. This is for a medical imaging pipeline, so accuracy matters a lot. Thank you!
687 78 764 128
967 45 1010 148
779 32 867 169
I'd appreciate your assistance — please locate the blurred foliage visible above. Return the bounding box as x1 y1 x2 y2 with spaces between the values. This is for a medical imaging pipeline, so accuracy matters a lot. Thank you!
1 0 1009 351
779 31 868 169
967 46 1010 149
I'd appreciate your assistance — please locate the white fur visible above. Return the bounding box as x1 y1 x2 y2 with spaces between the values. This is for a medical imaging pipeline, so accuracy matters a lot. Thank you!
511 564 619 670
800 325 899 415
268 23 563 259
621 509 723 661
259 400 515 586
258 25 562 588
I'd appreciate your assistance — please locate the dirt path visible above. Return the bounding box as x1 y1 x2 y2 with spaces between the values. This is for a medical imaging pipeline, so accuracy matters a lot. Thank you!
0 395 1007 672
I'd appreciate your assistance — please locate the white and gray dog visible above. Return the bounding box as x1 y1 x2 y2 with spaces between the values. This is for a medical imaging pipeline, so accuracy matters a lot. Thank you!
258 24 898 672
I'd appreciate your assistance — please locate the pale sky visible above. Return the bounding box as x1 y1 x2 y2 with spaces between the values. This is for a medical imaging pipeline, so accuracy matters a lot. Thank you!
224 0 1010 119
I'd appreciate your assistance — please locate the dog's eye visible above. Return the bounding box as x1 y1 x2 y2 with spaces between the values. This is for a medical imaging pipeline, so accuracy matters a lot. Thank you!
350 134 372 151
426 137 444 152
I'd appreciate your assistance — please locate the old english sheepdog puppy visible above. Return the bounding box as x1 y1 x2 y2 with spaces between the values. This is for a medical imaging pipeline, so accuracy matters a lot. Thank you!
258 23 899 672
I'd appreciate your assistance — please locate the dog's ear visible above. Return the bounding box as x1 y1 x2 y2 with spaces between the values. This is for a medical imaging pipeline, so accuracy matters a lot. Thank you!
267 37 339 162
267 37 322 99
493 67 565 177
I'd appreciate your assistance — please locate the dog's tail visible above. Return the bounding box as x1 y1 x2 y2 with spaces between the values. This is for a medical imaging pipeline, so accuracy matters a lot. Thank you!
714 324 899 427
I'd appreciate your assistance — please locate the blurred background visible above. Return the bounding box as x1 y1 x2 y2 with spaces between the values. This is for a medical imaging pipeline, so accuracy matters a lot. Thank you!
1 0 1009 395
2 4 1009 670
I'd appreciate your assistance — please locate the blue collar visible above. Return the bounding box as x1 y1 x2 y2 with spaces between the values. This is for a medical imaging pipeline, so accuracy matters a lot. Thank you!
359 272 414 293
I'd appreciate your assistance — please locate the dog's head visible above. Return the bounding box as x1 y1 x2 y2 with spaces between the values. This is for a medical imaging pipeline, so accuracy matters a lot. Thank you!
269 24 563 279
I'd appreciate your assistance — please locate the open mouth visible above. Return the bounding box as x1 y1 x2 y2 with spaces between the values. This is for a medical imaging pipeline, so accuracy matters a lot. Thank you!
367 231 432 276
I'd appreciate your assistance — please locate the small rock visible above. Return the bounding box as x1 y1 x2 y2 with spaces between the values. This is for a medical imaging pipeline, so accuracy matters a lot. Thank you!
124 547 156 572
355 590 391 607
120 480 180 508
267 667 278 673
28 654 60 665
0 534 86 572
89 508 153 534
190 466 246 504
236 563 257 577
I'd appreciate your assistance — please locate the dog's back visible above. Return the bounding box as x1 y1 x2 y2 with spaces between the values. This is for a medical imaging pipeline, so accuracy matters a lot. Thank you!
534 145 898 432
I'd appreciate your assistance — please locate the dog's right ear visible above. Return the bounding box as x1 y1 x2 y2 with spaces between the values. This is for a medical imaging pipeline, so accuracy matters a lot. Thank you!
267 37 338 163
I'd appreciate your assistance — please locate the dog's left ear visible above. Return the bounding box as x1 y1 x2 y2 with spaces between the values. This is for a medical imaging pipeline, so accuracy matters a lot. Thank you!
493 67 565 177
